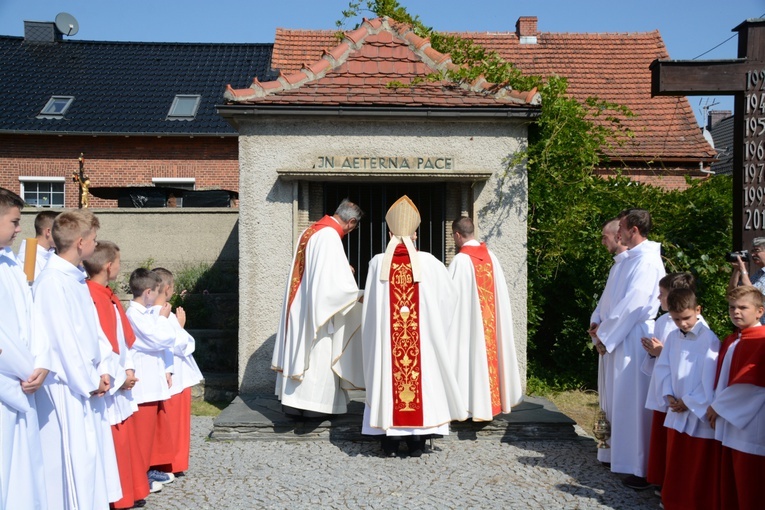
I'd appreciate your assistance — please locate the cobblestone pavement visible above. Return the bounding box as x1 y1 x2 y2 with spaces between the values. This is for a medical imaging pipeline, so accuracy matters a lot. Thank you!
146 416 660 510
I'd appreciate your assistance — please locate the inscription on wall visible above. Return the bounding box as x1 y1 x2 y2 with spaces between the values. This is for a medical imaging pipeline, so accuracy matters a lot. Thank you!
316 156 454 171
744 69 765 231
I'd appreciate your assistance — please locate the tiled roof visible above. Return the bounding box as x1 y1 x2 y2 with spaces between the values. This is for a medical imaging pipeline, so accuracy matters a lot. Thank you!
224 18 541 109
0 35 274 135
269 24 715 162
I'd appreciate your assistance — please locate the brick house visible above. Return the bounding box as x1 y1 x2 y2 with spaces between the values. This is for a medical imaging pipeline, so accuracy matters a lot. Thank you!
0 16 715 209
0 20 273 208
270 16 716 191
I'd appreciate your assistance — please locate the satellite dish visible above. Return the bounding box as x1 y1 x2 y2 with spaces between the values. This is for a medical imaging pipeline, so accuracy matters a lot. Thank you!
55 12 79 37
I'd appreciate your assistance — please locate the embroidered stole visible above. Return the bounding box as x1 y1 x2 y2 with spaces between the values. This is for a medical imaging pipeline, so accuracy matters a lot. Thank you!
389 243 423 426
460 243 501 415
284 216 344 333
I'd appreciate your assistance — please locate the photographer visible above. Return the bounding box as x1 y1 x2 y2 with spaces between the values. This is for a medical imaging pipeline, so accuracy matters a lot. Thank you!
728 238 765 303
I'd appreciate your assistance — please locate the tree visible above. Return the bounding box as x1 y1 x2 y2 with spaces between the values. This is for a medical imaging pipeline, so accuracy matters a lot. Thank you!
338 1 733 390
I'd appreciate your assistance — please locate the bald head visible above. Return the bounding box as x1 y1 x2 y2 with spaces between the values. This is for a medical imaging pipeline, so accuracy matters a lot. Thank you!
601 218 624 255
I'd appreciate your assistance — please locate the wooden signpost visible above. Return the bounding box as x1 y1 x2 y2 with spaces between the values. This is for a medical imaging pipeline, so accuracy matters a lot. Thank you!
651 19 765 251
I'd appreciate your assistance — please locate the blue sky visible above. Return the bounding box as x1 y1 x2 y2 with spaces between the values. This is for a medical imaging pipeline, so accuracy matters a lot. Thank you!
1 0 763 125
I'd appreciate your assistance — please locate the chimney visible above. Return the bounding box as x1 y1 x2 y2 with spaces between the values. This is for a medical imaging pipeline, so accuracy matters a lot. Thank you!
516 16 538 45
707 109 732 130
24 21 62 43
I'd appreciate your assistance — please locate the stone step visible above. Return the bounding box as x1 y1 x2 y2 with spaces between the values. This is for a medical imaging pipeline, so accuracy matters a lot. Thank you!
211 394 578 442
192 372 238 403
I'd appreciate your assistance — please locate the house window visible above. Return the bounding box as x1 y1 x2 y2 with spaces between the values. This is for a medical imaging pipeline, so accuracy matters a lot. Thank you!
37 96 74 119
166 95 201 120
153 178 195 207
19 177 65 208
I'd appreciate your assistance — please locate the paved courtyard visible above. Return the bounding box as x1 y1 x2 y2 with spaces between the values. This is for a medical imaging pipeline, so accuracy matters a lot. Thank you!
146 416 660 509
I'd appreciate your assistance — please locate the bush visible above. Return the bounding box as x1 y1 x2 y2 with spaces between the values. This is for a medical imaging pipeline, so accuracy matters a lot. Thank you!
527 174 733 390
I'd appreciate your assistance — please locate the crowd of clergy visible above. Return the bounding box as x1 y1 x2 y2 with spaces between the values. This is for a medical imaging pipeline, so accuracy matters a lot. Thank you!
272 196 523 458
589 209 765 510
0 187 202 509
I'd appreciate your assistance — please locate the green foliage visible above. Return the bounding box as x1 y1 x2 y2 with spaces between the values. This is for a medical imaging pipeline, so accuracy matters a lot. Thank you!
168 262 239 330
337 3 735 390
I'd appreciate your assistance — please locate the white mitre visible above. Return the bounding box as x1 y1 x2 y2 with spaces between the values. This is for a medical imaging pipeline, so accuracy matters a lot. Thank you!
380 195 422 282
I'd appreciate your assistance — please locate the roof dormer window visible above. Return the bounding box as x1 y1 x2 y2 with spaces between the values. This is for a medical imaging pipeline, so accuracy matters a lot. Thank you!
167 95 201 121
37 96 74 119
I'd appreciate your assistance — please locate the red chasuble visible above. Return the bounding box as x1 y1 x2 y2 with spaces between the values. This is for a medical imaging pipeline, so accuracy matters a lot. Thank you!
284 215 345 332
87 280 136 352
459 243 502 415
389 243 423 426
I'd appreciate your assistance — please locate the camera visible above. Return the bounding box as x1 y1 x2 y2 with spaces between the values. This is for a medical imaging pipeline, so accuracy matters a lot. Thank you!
727 250 751 262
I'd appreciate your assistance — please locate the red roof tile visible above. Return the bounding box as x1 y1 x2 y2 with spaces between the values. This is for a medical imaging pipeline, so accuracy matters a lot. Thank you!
224 18 540 110
267 21 714 163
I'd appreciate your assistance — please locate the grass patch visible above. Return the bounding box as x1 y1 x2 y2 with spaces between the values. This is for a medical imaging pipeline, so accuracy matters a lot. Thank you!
191 400 229 417
544 390 600 435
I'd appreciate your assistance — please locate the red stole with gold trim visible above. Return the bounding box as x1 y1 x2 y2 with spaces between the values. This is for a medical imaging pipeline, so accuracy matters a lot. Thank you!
284 216 345 332
389 243 423 426
459 243 501 415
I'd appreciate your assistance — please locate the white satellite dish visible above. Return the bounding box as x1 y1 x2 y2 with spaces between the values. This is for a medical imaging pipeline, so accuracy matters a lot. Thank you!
55 12 79 37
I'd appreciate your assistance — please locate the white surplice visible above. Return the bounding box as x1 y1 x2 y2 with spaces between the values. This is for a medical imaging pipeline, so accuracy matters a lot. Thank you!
447 240 522 421
272 224 362 414
0 247 49 510
589 249 629 463
651 320 719 439
152 309 203 395
712 330 765 456
361 251 467 436
595 239 665 476
103 304 138 426
33 254 122 508
126 302 175 405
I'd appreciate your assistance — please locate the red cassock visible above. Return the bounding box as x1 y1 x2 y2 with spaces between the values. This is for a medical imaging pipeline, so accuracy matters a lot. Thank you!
152 387 192 473
87 281 150 508
662 430 719 510
713 328 765 510
645 410 667 487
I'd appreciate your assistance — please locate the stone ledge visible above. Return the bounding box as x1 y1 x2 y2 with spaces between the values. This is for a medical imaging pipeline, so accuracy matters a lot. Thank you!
210 394 578 442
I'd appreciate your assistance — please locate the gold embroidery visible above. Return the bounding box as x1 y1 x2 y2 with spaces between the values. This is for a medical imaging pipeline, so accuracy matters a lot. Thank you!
475 262 501 412
285 224 319 331
390 261 421 413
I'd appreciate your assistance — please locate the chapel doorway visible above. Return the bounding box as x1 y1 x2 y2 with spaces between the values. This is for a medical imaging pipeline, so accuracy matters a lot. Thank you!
323 182 449 288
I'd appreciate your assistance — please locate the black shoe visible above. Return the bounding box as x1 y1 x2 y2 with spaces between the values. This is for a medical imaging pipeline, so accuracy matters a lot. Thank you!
623 475 651 490
381 436 399 457
406 437 424 458
131 500 147 508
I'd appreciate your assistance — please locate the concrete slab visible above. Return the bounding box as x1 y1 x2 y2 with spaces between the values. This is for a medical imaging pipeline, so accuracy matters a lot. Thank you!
211 393 577 442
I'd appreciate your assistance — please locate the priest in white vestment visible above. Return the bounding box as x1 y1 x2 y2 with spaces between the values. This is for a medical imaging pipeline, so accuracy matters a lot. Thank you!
0 188 50 510
588 218 628 464
361 196 467 457
447 216 522 421
591 208 665 486
272 199 364 416
33 210 122 509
